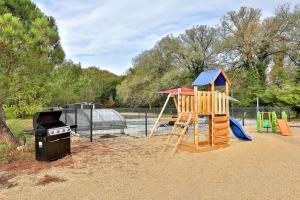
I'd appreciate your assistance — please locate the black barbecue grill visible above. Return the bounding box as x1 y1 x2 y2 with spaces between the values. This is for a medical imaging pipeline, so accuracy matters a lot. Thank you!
33 110 71 161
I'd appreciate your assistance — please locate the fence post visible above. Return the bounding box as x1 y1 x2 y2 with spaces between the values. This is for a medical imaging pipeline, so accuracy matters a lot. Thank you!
90 108 93 142
74 108 77 133
256 97 259 112
145 112 148 136
64 109 67 124
279 107 282 118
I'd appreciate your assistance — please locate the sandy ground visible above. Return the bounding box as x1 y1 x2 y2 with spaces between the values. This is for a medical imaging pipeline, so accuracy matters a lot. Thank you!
0 125 300 200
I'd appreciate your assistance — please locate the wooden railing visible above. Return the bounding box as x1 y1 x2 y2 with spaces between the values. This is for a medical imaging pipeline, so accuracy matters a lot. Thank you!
213 91 227 115
178 91 228 115
197 91 212 115
177 92 194 113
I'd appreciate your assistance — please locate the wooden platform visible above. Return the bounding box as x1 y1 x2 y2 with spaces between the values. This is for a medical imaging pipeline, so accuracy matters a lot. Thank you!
178 142 229 153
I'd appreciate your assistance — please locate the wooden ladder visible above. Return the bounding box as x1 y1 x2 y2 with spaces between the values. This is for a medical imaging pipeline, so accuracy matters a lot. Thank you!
162 112 193 156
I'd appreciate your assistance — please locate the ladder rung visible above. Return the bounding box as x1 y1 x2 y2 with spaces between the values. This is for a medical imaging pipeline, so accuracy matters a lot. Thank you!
163 143 175 147
175 122 188 126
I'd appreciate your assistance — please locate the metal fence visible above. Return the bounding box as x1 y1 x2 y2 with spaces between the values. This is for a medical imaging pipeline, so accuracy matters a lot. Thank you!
60 106 293 141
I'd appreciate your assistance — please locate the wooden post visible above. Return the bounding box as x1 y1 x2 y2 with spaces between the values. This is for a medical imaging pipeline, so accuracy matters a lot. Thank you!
198 91 202 114
194 86 198 147
215 92 218 114
177 88 181 113
173 96 178 112
225 82 229 115
149 93 171 138
182 95 186 112
211 83 215 146
225 82 230 141
222 93 226 114
218 92 221 114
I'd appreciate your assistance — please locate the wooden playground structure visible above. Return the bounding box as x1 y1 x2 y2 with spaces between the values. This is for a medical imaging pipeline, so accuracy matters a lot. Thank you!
149 69 232 156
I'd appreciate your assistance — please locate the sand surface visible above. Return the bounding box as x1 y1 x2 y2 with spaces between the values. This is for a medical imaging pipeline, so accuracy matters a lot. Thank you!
0 125 300 200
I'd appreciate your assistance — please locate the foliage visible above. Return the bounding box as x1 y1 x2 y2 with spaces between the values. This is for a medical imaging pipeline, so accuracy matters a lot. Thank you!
0 1 64 117
0 1 300 118
177 25 222 77
117 4 300 115
0 1 122 119
117 36 191 108
46 61 122 107
6 118 32 140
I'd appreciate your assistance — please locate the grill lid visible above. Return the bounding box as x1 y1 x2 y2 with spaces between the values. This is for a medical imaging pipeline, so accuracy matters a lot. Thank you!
33 111 63 129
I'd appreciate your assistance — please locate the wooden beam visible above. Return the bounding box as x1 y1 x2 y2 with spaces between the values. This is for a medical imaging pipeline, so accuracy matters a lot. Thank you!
203 92 207 114
177 88 181 113
218 92 222 114
225 82 229 115
225 81 230 140
149 93 171 138
159 118 177 122
207 92 211 114
173 96 178 111
182 95 186 112
186 96 190 112
211 83 215 146
222 92 226 114
193 86 199 147
198 92 202 114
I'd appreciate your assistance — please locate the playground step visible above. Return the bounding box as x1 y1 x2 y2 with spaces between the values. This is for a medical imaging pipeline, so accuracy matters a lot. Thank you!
213 135 229 139
213 137 229 144
213 123 229 130
213 129 229 137
213 116 229 123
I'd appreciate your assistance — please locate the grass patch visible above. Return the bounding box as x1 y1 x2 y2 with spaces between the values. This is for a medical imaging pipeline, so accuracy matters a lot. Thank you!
0 118 34 163
6 118 33 141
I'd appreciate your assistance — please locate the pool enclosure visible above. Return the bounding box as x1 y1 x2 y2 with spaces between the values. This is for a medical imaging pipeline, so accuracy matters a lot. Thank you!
60 103 127 134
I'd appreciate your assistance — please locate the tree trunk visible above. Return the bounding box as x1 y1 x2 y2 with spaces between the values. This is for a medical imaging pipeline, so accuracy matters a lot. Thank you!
0 104 19 147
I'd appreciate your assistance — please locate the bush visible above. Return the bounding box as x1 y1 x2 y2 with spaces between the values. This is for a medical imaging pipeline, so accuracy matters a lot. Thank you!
4 103 42 119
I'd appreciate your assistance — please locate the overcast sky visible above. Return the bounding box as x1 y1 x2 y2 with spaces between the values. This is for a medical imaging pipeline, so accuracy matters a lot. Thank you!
33 0 298 75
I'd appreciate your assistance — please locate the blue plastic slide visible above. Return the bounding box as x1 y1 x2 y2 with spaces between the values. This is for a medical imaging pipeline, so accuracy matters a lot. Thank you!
229 117 252 141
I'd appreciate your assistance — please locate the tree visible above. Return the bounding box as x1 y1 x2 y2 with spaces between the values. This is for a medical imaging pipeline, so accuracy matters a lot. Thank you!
117 36 188 108
286 5 300 80
0 1 65 146
47 61 82 106
221 7 265 80
176 25 221 77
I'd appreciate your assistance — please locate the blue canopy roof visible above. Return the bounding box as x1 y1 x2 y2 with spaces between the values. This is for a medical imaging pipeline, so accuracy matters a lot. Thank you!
192 69 229 86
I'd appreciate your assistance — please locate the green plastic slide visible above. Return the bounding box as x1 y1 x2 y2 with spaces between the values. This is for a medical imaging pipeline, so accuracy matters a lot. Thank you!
257 111 262 133
281 111 287 121
271 112 277 133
